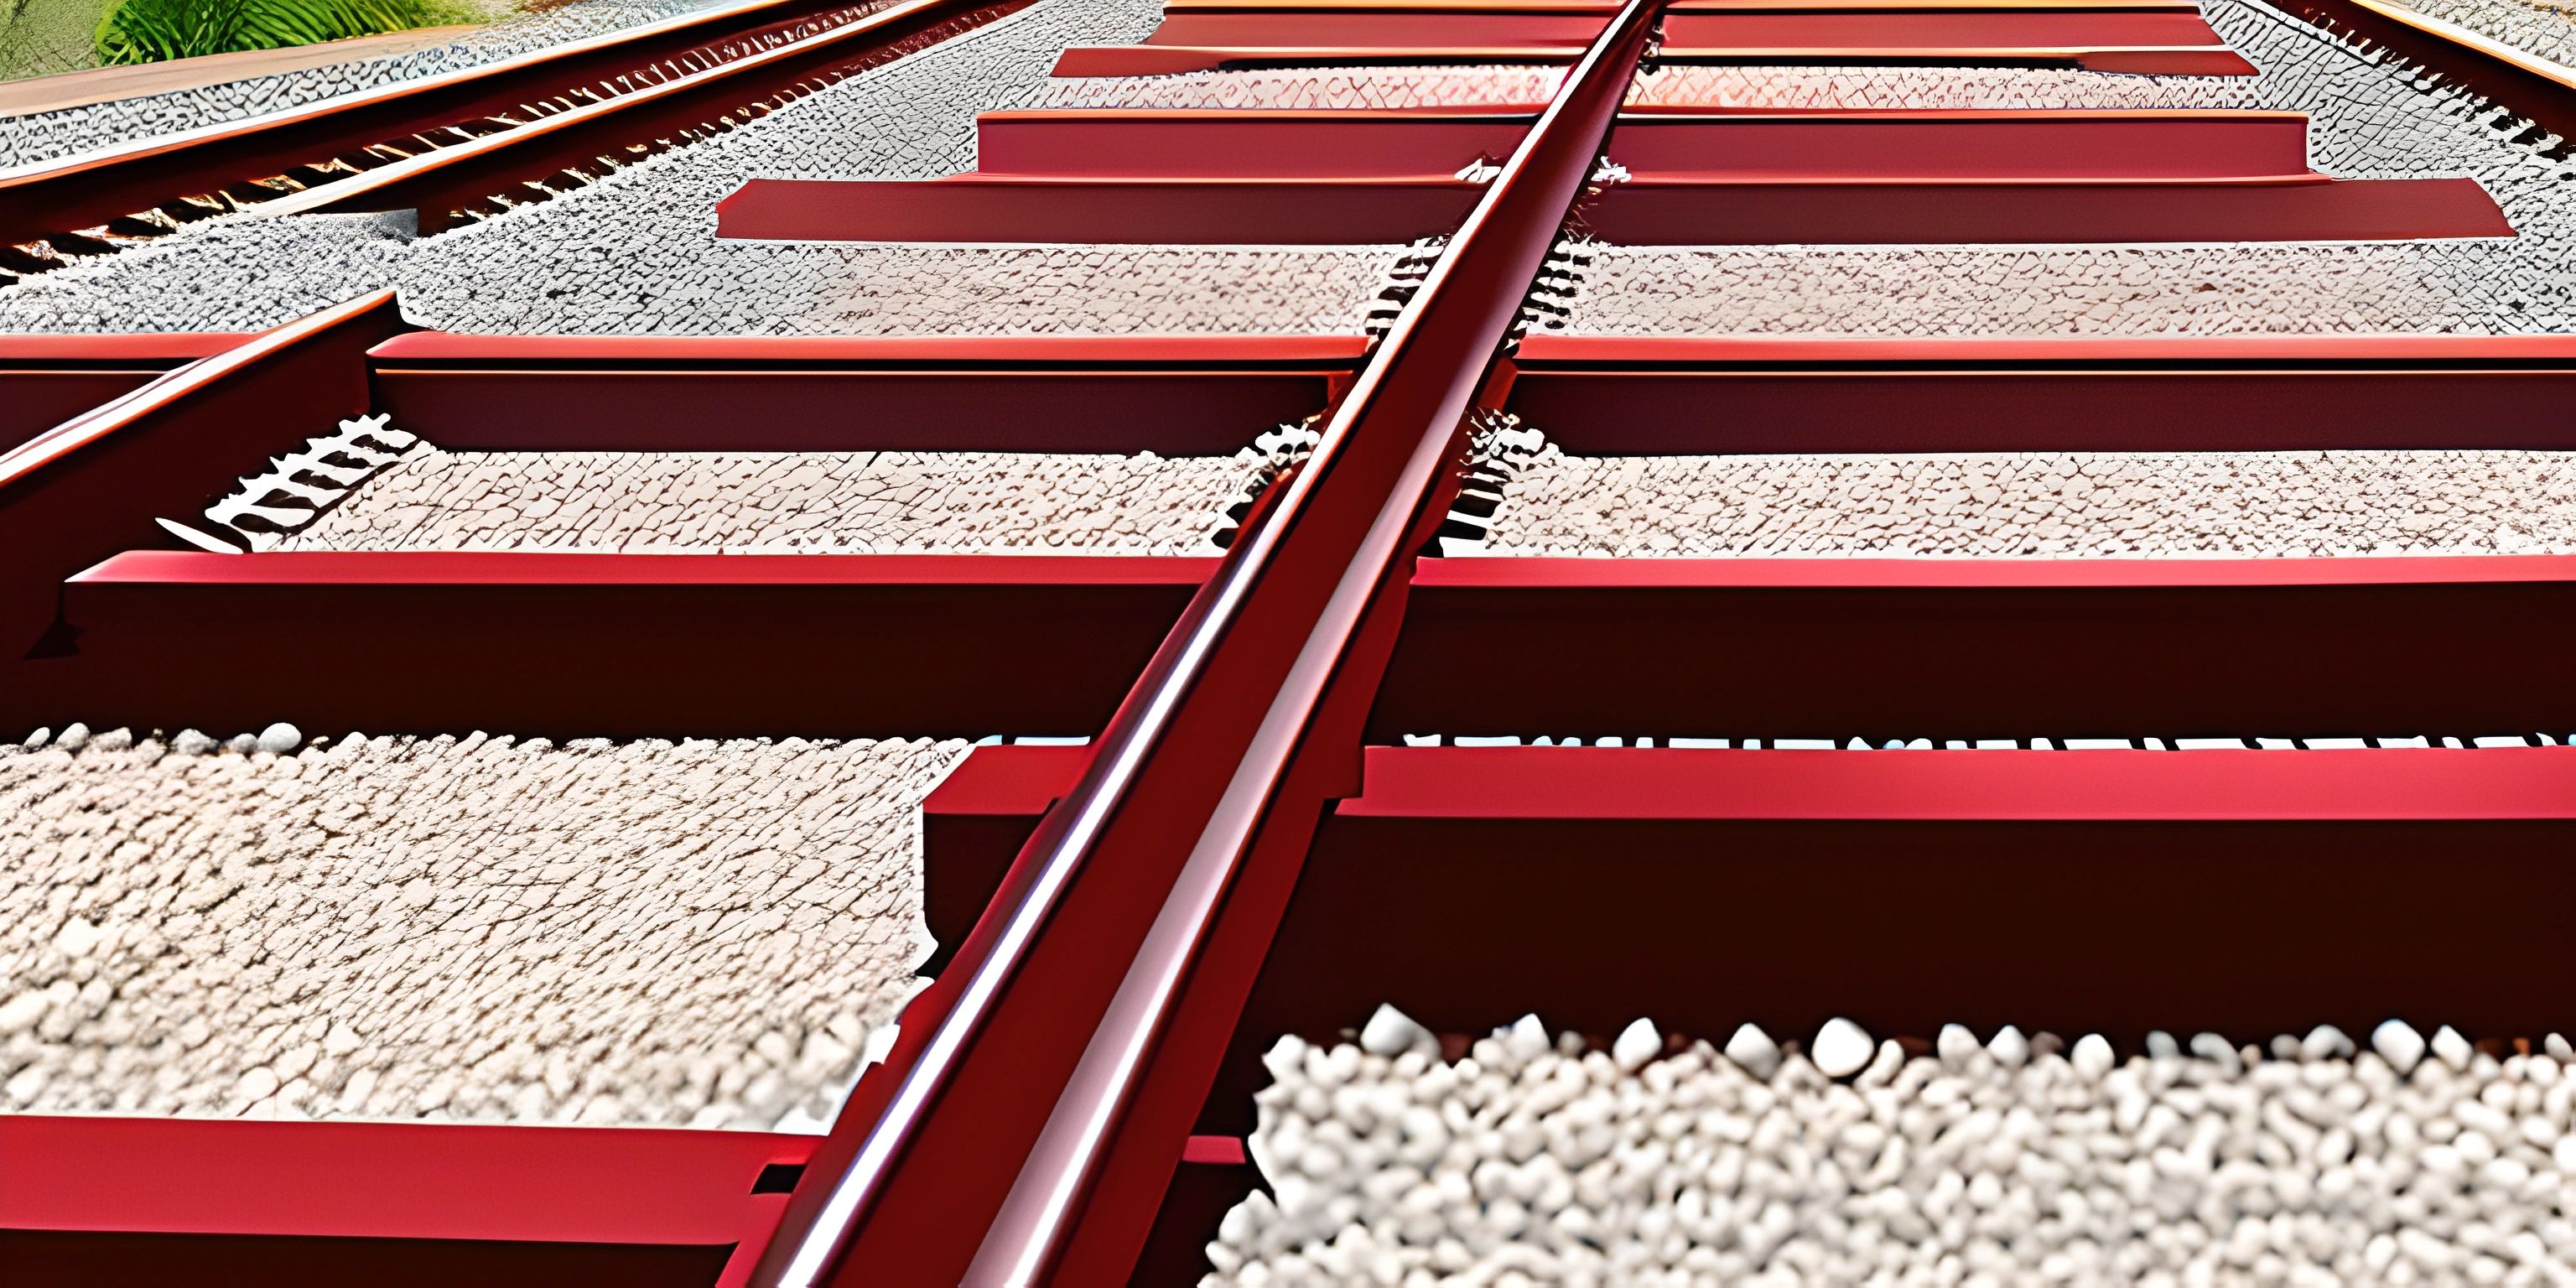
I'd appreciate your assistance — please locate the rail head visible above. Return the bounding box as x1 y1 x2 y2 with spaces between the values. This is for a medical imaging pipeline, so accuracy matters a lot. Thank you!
746 3 1662 1285
262 0 997 225
0 290 396 498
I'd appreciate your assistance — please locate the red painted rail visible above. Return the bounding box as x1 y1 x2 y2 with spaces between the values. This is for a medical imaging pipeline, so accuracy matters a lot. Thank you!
1199 742 2576 1130
722 170 2502 245
750 4 1663 1283
297 0 1036 234
906 740 2576 1144
0 332 251 452
0 1116 810 1287
367 331 1361 453
729 98 2500 245
974 107 2317 181
1508 333 2576 452
1375 555 2576 740
1128 0 2236 51
0 291 402 684
1053 40 2256 73
1586 173 2511 243
42 552 1212 738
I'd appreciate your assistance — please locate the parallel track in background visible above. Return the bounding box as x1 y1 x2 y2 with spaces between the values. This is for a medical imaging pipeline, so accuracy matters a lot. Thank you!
0 0 1030 279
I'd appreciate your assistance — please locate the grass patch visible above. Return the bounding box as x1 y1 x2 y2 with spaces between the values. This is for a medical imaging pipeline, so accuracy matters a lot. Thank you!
91 0 480 65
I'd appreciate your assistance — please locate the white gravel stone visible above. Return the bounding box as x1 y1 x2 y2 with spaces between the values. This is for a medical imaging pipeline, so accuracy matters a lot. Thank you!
2191 1030 2246 1075
1723 1021 1781 1078
2435 1023 2476 1070
1464 444 2576 558
1361 1004 1439 1058
1612 1017 1662 1072
268 448 1267 555
0 730 971 1129
255 722 303 755
2071 1032 2116 1078
1213 1015 2576 1286
2376 1018 2430 1073
1809 1016 1873 1077
1988 1022 2031 1067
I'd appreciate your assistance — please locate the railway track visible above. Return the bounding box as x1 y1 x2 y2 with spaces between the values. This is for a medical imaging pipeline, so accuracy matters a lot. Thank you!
0 0 1031 280
5 0 2576 1283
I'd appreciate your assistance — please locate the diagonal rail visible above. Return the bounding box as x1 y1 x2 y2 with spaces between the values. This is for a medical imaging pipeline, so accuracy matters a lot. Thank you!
748 2 1661 1284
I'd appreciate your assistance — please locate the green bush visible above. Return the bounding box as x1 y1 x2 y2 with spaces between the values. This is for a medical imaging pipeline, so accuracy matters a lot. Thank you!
93 0 466 65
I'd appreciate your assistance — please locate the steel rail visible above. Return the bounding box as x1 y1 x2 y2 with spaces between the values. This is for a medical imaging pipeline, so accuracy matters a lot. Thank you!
2285 0 2576 144
748 3 1660 1284
0 291 391 496
276 0 1021 231
0 291 400 711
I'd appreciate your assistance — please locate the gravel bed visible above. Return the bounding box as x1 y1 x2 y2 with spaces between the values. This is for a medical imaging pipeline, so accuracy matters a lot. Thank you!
397 0 1394 335
0 212 415 335
1211 1009 2576 1286
0 0 731 170
1462 444 2576 558
2395 0 2576 69
0 725 968 1129
1557 0 2576 337
262 448 1267 554
421 242 1402 337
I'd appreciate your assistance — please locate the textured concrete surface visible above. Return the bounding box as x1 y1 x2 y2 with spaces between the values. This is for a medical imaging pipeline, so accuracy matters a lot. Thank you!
267 448 1267 554
1467 445 2576 558
0 728 969 1130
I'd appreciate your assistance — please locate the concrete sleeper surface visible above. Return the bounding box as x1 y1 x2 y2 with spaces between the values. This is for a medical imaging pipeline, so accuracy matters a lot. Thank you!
260 448 1273 555
1460 444 2576 559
